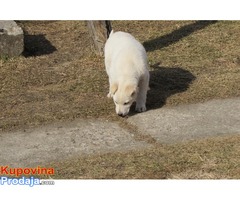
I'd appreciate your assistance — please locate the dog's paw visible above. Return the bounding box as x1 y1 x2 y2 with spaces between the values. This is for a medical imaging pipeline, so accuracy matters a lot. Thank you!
107 92 113 98
135 104 146 112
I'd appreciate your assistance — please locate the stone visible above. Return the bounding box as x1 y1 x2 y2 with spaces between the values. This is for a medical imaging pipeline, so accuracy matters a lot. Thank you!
0 20 24 57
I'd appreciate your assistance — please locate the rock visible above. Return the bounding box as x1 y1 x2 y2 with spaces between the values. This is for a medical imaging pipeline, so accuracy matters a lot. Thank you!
0 20 24 57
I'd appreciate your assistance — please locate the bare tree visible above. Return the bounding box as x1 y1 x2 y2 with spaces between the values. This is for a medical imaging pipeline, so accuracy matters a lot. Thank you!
87 21 112 56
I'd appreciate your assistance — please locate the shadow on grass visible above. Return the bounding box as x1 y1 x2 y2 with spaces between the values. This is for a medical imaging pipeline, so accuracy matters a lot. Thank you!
143 20 218 52
147 64 196 110
23 34 57 57
129 63 196 115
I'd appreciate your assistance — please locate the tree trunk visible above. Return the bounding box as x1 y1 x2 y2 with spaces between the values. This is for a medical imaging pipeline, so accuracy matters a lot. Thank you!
87 21 112 56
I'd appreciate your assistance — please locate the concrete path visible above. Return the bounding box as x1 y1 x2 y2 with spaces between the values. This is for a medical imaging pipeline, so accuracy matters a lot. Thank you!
0 97 240 167
0 119 150 168
128 97 240 143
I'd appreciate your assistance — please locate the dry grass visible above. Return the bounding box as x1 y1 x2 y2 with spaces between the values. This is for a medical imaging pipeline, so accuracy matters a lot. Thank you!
0 21 115 131
1 21 240 179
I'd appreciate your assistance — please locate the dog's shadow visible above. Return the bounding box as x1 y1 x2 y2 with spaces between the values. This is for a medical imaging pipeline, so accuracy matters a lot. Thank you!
129 63 196 115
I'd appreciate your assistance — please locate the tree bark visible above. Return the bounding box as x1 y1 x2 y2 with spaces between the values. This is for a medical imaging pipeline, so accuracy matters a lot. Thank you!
87 21 112 56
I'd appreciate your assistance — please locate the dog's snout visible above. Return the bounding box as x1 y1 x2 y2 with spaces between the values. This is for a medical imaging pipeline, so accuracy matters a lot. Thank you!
118 113 124 117
118 113 126 117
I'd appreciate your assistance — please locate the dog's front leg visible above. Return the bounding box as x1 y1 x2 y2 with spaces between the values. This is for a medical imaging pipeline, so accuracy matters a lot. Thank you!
135 75 149 112
107 81 118 98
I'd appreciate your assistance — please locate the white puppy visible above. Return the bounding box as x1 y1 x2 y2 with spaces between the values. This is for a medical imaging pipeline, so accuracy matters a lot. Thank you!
104 31 149 117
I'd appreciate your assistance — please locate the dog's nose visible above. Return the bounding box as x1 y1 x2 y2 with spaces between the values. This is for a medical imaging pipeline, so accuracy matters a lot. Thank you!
118 113 125 117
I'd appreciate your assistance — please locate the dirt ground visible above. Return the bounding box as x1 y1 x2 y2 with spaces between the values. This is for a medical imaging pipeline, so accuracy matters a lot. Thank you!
1 21 240 179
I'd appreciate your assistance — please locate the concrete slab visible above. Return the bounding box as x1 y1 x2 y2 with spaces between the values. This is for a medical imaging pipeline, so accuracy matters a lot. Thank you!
0 119 151 168
128 97 240 144
0 20 23 57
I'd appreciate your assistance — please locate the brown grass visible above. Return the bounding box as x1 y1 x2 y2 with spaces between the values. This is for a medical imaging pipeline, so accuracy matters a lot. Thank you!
1 21 240 179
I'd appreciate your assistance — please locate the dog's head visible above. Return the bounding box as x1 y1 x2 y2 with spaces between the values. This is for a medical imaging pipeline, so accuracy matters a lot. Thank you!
110 83 138 117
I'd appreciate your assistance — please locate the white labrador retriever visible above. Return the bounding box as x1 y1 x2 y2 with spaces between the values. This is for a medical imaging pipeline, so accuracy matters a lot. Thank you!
104 31 149 117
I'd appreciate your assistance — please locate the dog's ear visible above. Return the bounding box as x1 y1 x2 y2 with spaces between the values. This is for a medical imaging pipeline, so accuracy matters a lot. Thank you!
110 83 118 95
125 84 138 97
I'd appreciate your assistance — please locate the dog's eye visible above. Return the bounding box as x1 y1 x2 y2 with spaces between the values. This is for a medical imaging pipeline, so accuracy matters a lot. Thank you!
124 102 129 105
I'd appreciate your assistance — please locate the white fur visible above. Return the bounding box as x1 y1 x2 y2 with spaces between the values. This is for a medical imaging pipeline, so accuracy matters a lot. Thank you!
104 31 149 116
